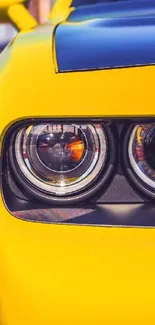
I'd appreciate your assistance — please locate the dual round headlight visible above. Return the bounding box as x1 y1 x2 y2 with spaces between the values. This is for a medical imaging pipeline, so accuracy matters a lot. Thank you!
9 123 115 204
9 121 155 204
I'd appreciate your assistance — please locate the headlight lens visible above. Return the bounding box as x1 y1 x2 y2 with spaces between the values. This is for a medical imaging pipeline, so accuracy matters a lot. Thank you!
14 123 108 197
128 124 155 190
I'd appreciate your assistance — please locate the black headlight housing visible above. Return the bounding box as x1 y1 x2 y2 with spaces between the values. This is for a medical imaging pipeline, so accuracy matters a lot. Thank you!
4 119 116 205
3 118 155 226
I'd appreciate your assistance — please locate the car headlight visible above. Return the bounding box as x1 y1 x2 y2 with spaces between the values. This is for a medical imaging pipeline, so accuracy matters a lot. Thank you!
9 122 115 204
126 123 155 197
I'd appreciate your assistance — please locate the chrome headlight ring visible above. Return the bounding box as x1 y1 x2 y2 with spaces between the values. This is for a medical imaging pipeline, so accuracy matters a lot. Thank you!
8 121 116 205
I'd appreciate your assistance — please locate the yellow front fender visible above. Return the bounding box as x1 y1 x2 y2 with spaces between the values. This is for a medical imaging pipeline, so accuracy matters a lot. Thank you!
1 7 155 324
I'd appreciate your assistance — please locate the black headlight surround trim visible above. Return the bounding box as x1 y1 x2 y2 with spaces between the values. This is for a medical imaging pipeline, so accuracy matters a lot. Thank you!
7 119 117 206
122 123 155 199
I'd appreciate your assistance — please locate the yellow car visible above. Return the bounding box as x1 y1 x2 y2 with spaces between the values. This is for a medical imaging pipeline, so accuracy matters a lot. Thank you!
1 0 155 324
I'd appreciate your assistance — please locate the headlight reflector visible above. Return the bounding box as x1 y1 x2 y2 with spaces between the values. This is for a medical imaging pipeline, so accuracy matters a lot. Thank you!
13 123 109 198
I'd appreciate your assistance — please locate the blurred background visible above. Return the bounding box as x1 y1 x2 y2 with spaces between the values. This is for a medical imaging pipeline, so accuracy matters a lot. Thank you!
0 0 55 52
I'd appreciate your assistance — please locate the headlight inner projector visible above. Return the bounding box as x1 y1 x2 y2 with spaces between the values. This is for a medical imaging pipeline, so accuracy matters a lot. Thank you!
9 122 115 204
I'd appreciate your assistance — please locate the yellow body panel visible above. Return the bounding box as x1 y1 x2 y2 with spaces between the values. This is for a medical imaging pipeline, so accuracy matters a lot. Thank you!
1 9 155 325
1 201 155 325
0 25 155 138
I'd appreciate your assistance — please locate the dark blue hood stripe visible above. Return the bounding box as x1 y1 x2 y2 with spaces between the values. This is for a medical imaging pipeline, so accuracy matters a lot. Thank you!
69 0 155 21
72 0 150 6
55 1 155 72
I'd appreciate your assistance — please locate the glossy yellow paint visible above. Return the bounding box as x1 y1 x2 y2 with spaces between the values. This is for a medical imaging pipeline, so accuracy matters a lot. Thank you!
1 199 155 325
1 4 155 324
1 28 155 139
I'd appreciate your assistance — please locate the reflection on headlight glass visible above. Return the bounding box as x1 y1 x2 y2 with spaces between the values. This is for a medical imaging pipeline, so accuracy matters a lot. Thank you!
129 124 155 189
15 123 107 196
